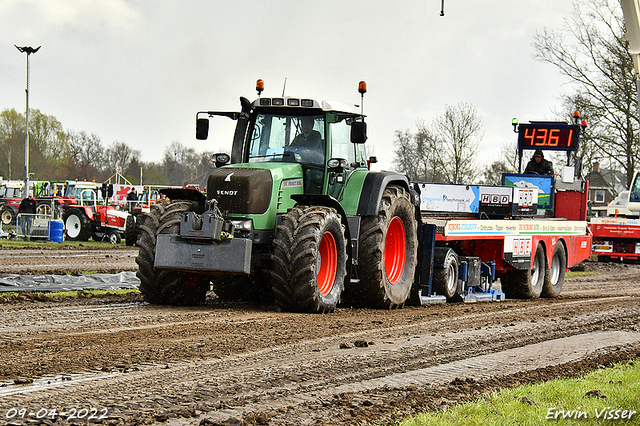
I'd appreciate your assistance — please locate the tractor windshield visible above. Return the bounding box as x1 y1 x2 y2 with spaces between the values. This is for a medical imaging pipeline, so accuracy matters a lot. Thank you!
247 113 326 166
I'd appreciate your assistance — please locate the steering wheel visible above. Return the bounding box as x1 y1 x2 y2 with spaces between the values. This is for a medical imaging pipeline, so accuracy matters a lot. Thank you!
285 145 324 165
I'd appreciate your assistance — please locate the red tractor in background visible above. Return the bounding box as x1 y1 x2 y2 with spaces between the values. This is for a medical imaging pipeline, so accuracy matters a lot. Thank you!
0 180 24 225
61 185 136 245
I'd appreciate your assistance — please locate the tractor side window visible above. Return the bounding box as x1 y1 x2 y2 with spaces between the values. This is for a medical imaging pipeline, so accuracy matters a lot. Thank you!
330 120 356 166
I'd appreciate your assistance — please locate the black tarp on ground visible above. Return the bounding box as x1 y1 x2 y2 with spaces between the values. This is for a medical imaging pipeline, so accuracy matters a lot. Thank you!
0 271 139 293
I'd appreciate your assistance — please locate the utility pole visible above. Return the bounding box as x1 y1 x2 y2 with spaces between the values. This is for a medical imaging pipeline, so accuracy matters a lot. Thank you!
621 1 640 125
15 45 41 198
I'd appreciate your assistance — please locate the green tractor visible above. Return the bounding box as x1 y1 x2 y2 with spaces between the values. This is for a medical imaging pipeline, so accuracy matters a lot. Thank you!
136 81 419 312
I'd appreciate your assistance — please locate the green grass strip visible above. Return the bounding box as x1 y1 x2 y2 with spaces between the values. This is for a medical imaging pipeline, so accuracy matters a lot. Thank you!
399 360 640 426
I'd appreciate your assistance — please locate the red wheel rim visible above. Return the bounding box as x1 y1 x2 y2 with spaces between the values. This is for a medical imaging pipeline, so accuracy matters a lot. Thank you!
385 217 406 285
317 231 337 297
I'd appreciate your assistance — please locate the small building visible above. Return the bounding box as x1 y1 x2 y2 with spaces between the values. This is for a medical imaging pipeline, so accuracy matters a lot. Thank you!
584 162 626 216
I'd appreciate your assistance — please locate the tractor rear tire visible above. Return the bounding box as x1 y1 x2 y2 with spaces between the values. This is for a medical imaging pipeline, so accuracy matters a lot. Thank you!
542 242 566 298
124 214 136 246
501 243 545 299
136 200 209 305
271 205 347 313
350 185 418 308
1 206 15 225
63 209 92 241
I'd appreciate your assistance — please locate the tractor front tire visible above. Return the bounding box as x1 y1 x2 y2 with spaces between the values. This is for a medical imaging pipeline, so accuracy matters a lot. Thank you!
350 185 418 308
272 205 347 313
63 209 92 241
136 200 209 305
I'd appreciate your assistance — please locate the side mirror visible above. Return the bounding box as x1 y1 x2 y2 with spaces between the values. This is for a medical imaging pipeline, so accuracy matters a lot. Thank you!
196 118 210 140
350 121 367 144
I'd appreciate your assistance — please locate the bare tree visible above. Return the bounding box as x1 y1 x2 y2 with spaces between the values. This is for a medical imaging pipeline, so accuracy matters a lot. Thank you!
434 103 483 184
392 129 419 180
104 141 141 176
480 141 518 185
393 104 483 184
534 0 638 187
66 130 105 180
0 108 23 179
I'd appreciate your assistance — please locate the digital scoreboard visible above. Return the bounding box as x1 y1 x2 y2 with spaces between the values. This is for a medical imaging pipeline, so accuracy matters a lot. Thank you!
517 123 580 151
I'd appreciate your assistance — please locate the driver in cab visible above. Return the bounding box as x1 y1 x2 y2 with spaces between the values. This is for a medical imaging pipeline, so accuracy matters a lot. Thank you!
290 117 322 151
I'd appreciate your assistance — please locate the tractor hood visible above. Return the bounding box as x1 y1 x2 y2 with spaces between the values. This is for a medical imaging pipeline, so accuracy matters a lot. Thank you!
207 163 304 220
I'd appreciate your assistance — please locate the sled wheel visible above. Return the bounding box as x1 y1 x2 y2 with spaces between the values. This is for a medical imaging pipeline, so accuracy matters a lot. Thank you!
502 243 545 299
542 242 566 298
433 252 459 300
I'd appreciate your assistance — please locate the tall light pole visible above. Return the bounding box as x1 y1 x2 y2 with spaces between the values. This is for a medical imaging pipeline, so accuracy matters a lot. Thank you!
15 45 40 198
621 1 640 125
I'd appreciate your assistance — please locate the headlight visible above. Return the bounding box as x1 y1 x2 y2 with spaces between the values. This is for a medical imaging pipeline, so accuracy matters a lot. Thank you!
230 219 252 232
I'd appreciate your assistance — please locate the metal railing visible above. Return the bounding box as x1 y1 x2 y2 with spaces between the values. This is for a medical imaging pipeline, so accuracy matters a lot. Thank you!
16 212 52 240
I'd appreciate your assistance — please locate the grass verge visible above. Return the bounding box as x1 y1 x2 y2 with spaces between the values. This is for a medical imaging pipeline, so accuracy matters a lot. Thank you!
565 270 600 278
0 238 124 248
0 288 140 303
398 360 639 426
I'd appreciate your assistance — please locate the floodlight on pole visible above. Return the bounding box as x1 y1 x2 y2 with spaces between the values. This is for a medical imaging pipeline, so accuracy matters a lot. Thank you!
15 44 40 199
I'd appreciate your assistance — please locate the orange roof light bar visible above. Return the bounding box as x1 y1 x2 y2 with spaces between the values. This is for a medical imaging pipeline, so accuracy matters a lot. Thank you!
256 79 264 94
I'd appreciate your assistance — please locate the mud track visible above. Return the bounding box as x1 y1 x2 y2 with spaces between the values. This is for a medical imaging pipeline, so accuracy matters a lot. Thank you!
0 248 639 425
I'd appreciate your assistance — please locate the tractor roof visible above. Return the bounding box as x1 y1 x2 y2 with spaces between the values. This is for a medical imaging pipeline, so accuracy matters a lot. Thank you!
252 96 361 116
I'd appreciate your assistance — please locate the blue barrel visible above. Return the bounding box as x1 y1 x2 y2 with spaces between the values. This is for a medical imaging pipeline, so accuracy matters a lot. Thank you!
48 219 64 243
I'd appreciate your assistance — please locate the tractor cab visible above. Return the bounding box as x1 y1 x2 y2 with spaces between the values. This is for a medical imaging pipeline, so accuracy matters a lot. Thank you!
196 80 370 200
244 103 367 196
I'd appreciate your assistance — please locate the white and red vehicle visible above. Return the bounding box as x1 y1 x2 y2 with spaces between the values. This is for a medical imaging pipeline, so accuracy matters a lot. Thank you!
406 116 591 302
0 180 24 225
589 171 640 261
62 188 134 244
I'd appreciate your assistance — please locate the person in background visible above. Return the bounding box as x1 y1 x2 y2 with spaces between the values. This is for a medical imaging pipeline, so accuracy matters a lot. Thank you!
126 188 138 212
524 149 554 175
18 193 37 240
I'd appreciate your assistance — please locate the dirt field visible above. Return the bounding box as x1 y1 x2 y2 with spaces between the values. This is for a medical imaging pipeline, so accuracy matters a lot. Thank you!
0 247 639 425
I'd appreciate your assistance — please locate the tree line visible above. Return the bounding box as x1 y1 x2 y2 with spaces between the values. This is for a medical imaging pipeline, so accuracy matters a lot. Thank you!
393 0 640 191
0 108 221 186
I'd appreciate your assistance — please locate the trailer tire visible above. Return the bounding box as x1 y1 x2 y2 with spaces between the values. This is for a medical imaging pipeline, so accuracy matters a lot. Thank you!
136 200 209 305
542 242 566 298
433 252 459 300
63 209 92 241
502 243 545 299
124 215 136 246
272 205 347 313
351 185 418 308
1 206 15 225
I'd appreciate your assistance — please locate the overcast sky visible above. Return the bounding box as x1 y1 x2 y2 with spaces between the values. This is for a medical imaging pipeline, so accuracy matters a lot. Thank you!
1 0 578 174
